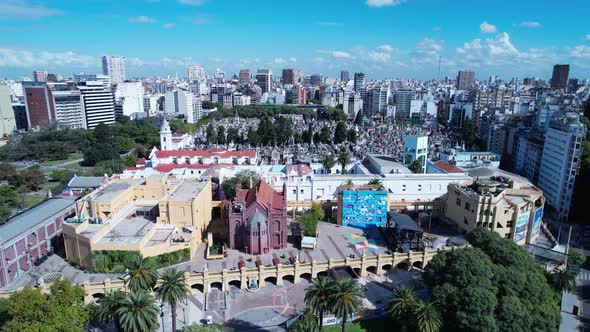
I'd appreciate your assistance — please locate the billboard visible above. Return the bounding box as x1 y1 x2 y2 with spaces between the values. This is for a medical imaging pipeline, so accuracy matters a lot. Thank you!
531 208 543 241
513 211 531 242
341 190 388 229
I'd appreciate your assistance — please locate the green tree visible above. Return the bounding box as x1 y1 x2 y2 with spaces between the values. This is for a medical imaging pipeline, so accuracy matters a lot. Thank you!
20 167 46 191
247 126 260 146
333 121 347 144
461 116 475 149
226 127 239 144
2 280 91 332
346 129 357 143
330 278 364 332
387 286 417 330
409 159 423 174
206 123 217 145
550 268 577 293
94 290 126 329
169 119 188 134
319 126 331 144
354 110 363 125
127 257 159 292
116 290 160 332
289 313 319 332
0 162 16 180
414 299 442 332
321 154 335 174
221 170 261 200
297 203 324 236
156 269 189 332
217 125 226 145
304 275 335 330
337 151 350 174
568 249 587 266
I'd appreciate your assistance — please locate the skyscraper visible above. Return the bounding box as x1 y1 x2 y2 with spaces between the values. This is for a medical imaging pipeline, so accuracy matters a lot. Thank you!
0 86 16 136
353 72 365 92
101 56 126 84
22 82 56 129
456 70 475 90
341 70 350 82
256 69 272 94
187 65 206 82
282 69 302 85
165 89 196 123
239 69 251 85
78 81 116 129
550 64 569 90
33 70 47 82
537 115 585 221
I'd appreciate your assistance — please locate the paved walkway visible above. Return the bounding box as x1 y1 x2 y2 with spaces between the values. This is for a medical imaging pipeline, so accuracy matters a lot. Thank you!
560 268 590 332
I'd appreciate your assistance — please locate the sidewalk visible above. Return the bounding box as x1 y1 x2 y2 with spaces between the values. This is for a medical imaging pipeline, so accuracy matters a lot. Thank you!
560 289 580 332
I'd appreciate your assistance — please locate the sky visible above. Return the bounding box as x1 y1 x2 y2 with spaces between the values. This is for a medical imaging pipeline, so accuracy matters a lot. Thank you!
1 0 590 80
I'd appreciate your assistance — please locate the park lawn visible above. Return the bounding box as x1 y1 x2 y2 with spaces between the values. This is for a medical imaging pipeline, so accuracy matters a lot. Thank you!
42 153 83 167
323 318 396 332
23 194 47 208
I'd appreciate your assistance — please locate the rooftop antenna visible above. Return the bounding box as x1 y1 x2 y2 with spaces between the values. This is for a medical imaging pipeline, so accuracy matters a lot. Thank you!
437 55 441 81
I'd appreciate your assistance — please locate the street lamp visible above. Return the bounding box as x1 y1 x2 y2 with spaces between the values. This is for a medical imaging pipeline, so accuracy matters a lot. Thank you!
160 304 165 332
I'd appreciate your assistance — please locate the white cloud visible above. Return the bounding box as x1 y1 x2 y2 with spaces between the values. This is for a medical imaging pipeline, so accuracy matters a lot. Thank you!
274 57 287 65
516 21 541 28
570 45 590 59
366 0 404 7
192 14 210 25
178 0 203 5
129 16 156 23
480 21 497 33
289 57 297 63
585 35 590 41
432 26 442 32
163 23 175 29
0 1 61 18
377 44 394 53
0 48 97 68
415 38 443 57
317 50 353 59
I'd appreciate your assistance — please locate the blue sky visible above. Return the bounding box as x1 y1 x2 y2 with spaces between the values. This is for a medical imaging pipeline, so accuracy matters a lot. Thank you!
1 0 590 80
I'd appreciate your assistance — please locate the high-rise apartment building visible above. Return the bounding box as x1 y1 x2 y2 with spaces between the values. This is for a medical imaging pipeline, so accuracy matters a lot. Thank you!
341 70 350 82
394 89 413 119
22 82 56 129
33 70 48 82
79 81 116 129
187 65 206 82
366 87 389 117
550 64 569 90
101 56 126 84
456 70 475 90
239 69 251 85
282 69 302 85
115 82 145 118
353 73 365 92
0 86 16 136
165 89 196 123
310 74 323 86
256 69 272 94
537 115 585 221
343 93 362 119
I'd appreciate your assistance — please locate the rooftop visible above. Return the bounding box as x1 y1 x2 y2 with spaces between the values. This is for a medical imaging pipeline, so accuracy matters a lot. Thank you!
95 213 155 245
92 181 135 202
168 180 207 202
0 197 77 244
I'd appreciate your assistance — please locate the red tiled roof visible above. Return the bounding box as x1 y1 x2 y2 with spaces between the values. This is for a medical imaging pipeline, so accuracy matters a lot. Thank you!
136 157 146 165
238 180 284 211
286 164 312 176
433 160 465 173
154 149 256 158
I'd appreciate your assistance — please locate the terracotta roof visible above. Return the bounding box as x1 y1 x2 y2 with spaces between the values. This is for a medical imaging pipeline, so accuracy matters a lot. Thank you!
433 160 465 174
286 164 313 176
154 149 256 158
238 180 284 211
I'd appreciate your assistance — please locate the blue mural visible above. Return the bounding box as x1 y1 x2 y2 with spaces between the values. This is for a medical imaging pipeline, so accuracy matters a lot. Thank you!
341 190 388 229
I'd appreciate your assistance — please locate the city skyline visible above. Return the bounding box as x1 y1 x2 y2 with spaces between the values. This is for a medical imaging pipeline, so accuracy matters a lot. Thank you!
1 0 590 80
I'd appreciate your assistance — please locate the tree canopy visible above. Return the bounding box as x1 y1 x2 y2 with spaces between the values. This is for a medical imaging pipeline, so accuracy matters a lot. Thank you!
221 170 261 200
424 228 560 332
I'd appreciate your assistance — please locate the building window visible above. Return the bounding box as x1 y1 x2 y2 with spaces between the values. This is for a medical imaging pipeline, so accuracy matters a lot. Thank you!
456 198 461 206
418 185 422 192
402 185 406 192
465 202 470 211
292 189 296 194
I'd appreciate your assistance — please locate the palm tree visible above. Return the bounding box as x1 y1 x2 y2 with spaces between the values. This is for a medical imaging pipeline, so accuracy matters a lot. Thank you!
414 299 442 332
156 269 189 332
127 257 159 292
116 290 160 332
95 290 126 329
368 178 381 186
304 275 335 330
550 268 577 293
387 286 417 331
337 151 350 174
330 278 364 332
291 313 320 332
322 154 336 174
